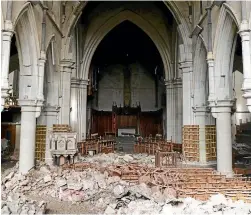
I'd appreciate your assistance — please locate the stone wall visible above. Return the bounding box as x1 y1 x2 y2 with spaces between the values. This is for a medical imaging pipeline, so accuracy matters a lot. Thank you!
92 63 165 112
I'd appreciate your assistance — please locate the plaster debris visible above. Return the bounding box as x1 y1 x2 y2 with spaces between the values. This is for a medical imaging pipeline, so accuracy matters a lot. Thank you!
2 153 251 214
1 193 46 215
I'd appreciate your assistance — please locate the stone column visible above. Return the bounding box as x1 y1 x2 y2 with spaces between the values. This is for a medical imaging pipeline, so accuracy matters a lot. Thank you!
211 100 234 176
18 100 43 173
70 78 79 133
193 107 210 163
1 28 14 111
41 106 59 165
179 61 194 125
59 61 73 125
239 21 251 112
207 53 216 102
70 78 88 141
78 80 88 140
173 78 182 144
37 52 46 100
165 81 174 140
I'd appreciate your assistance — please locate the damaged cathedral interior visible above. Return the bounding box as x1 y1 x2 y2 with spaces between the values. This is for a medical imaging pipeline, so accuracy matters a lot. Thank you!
1 1 251 214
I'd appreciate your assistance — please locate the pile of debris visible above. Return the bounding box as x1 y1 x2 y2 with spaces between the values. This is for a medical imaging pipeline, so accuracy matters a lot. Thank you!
1 156 178 214
1 192 46 215
2 152 251 214
108 194 251 214
78 152 155 167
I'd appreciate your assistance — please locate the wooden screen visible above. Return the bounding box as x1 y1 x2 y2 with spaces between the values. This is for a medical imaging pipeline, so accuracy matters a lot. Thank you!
91 110 112 136
117 115 137 129
140 111 163 137
91 109 163 137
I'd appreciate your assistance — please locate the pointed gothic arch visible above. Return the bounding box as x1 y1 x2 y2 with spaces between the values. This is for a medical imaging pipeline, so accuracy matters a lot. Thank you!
79 10 171 81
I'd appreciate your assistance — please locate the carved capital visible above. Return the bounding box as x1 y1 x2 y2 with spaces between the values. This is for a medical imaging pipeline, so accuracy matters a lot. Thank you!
71 78 88 89
209 99 234 118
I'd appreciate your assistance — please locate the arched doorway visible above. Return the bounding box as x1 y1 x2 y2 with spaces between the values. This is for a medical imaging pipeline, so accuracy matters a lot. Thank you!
88 21 165 152
69 2 183 145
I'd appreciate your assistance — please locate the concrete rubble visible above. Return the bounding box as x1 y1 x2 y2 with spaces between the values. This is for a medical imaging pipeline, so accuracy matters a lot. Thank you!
2 153 251 214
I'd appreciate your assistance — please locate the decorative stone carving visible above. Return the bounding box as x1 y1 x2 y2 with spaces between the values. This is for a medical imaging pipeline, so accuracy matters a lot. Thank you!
49 132 77 165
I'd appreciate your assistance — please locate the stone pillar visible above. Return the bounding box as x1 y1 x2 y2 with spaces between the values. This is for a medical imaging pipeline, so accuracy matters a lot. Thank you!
179 61 194 125
193 107 209 163
239 21 251 112
78 80 88 140
59 61 73 124
207 53 216 102
70 78 79 133
42 106 59 165
173 78 182 144
70 78 88 141
171 81 176 142
211 100 234 176
1 28 14 111
18 100 42 173
173 78 182 143
165 81 174 140
37 52 46 100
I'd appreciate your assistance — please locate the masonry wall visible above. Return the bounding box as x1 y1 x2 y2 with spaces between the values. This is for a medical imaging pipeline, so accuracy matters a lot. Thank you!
92 62 165 112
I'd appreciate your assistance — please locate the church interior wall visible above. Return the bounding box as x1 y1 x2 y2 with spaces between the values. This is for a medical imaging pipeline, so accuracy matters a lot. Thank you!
92 63 165 112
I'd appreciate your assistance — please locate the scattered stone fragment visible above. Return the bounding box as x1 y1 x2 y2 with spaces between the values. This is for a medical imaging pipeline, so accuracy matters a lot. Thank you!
113 185 124 197
43 175 52 183
122 154 134 162
39 166 50 174
5 172 15 181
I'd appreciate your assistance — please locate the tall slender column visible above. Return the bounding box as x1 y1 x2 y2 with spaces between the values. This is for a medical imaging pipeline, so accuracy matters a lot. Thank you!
78 80 88 140
18 100 42 173
70 78 88 141
1 1 14 111
207 54 216 103
59 61 73 124
1 29 14 111
165 81 174 140
211 101 234 176
70 78 79 133
37 9 47 100
174 78 182 144
193 107 209 163
179 61 193 125
239 20 251 112
172 81 176 142
41 106 59 164
37 52 46 100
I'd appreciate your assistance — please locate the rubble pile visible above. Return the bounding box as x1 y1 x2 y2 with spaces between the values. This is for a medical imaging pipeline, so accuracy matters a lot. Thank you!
109 194 251 215
1 193 46 215
78 152 155 167
2 152 251 214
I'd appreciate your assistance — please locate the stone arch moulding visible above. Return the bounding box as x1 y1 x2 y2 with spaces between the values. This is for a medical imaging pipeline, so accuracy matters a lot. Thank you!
62 1 192 68
13 2 40 68
222 3 241 29
13 3 41 100
193 36 208 106
79 10 172 81
213 6 238 101
213 4 239 54
163 1 192 56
